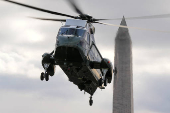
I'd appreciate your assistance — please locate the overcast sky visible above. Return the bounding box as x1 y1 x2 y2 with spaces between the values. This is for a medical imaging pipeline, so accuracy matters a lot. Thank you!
0 0 170 113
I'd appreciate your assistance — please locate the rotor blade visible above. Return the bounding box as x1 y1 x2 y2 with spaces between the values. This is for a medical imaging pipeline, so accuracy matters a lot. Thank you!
94 13 170 21
67 0 84 15
93 19 113 21
106 14 170 20
28 17 66 22
2 0 76 18
95 21 170 33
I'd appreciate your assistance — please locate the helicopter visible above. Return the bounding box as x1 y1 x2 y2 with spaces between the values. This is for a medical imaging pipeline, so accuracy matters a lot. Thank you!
41 18 114 106
2 0 115 106
2 0 170 106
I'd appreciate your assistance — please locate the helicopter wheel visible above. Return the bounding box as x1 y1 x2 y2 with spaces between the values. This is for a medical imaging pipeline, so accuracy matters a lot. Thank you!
45 72 49 81
89 96 93 106
104 79 107 86
40 72 44 81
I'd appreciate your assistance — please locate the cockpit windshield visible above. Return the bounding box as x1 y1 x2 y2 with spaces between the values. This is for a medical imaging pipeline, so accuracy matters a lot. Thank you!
58 28 86 37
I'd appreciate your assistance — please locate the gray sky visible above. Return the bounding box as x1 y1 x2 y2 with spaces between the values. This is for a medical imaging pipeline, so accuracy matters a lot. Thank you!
0 0 170 113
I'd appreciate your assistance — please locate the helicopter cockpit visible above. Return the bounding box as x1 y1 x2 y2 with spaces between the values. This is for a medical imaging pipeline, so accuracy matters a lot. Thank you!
58 28 86 37
56 19 95 47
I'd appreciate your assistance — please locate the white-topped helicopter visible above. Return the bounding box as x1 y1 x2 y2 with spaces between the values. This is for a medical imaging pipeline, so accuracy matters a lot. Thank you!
2 0 114 106
2 0 170 106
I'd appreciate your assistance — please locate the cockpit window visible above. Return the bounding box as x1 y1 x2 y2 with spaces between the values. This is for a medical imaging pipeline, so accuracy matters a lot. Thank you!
58 28 85 37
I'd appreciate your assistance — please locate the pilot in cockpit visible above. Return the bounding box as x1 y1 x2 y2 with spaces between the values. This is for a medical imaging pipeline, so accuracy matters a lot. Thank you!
59 28 85 37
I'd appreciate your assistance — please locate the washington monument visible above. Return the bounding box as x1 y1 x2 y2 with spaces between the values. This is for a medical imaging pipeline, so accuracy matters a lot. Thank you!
113 17 134 113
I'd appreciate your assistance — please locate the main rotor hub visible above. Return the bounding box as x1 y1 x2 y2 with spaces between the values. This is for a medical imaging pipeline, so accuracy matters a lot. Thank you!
79 14 94 22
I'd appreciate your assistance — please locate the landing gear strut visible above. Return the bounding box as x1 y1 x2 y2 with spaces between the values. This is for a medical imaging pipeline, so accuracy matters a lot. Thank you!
89 96 93 106
40 63 50 81
104 78 108 86
98 78 103 86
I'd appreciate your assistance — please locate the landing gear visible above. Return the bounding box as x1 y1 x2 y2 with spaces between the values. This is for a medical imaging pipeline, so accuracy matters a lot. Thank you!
89 96 93 106
40 71 49 81
40 72 44 81
98 78 103 86
104 78 108 86
113 67 117 74
40 63 51 81
44 72 49 81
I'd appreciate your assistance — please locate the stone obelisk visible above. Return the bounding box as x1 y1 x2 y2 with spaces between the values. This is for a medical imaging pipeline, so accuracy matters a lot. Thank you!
113 17 134 113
